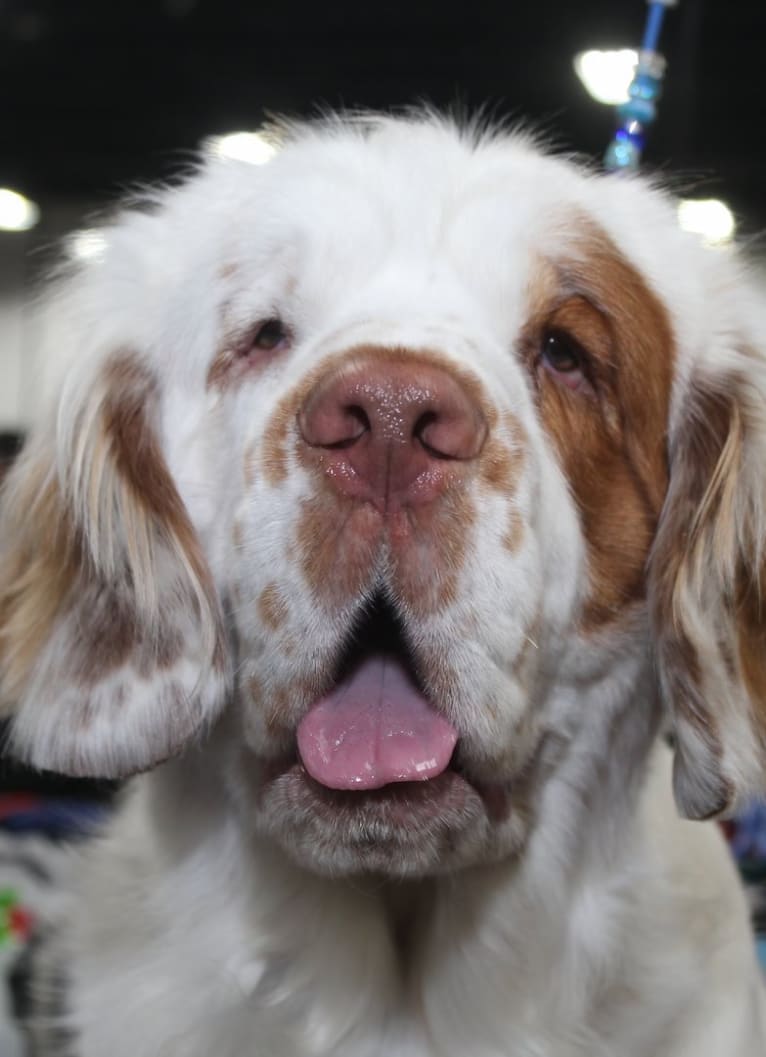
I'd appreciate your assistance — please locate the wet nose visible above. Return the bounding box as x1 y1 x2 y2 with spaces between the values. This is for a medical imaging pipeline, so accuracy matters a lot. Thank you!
298 354 487 510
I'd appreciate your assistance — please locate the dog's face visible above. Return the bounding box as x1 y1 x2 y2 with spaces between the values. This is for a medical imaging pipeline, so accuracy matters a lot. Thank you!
2 117 766 879
211 137 674 876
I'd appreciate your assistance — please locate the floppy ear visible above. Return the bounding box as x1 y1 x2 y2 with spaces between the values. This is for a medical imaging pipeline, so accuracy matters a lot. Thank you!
0 351 229 778
650 327 766 820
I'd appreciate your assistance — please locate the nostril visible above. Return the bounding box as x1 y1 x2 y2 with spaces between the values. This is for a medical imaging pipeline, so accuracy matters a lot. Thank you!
299 397 371 450
323 405 370 449
414 410 449 459
416 406 487 461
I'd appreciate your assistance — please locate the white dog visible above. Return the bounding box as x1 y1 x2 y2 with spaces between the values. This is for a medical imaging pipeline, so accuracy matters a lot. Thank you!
1 114 765 1056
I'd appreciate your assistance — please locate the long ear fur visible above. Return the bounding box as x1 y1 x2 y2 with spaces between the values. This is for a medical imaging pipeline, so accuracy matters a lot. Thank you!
0 350 228 778
650 327 766 820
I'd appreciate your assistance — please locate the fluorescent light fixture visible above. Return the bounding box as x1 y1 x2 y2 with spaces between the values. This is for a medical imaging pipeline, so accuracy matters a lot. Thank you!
69 229 108 261
207 131 277 165
677 199 736 245
0 188 40 232
573 49 638 106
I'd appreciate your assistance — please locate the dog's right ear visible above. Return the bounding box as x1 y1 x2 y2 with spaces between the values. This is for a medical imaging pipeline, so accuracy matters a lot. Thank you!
0 350 229 779
649 326 766 821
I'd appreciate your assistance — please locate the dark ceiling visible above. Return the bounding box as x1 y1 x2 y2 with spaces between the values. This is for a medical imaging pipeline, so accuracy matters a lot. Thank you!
3 0 766 232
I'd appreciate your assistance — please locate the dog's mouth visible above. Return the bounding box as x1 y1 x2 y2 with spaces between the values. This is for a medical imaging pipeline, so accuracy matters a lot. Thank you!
296 594 459 791
253 594 529 877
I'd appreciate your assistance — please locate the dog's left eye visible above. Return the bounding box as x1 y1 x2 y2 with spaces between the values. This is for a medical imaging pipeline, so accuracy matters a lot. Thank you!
540 330 588 390
251 318 290 352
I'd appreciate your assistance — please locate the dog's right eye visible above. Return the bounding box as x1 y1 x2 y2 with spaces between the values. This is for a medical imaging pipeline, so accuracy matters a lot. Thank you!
539 329 589 392
251 318 291 353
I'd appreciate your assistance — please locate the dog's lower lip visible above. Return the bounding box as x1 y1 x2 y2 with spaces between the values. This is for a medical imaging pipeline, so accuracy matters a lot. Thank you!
258 752 512 823
272 761 481 827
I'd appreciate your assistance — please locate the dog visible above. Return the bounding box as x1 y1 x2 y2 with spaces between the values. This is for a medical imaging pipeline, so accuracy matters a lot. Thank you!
1 113 765 1056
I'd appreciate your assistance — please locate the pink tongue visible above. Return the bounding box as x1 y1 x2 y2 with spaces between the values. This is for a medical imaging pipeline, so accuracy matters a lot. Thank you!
297 654 458 791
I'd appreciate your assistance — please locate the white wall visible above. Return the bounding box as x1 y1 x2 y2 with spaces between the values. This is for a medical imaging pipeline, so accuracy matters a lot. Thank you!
0 293 26 431
0 233 33 431
0 202 93 432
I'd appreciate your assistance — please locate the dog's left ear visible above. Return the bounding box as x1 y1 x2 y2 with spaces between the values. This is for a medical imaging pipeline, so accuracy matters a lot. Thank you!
0 352 229 779
650 308 766 820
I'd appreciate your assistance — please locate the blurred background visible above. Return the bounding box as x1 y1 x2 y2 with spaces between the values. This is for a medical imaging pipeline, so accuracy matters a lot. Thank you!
0 0 765 434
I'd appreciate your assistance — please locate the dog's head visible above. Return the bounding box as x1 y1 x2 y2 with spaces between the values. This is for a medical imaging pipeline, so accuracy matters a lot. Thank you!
2 116 765 877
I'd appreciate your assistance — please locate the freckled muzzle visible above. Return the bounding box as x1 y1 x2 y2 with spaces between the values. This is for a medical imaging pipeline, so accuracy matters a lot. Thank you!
297 352 488 512
244 347 539 877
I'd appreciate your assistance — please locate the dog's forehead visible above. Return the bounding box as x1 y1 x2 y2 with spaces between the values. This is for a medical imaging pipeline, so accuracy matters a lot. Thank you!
211 139 605 344
222 131 583 277
139 121 701 404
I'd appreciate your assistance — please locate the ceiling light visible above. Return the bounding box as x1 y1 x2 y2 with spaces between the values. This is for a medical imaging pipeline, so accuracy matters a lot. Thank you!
573 49 638 106
207 131 277 165
69 229 108 261
677 199 736 245
0 188 40 232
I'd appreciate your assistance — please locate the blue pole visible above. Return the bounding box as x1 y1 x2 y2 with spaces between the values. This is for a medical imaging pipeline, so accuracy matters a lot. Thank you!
642 3 667 52
604 1 677 171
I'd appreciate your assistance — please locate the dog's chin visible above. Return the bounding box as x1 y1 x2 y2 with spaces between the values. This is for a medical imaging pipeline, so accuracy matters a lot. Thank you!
252 759 531 878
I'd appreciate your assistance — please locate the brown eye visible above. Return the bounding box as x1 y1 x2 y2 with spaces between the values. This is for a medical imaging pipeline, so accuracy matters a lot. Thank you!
541 330 583 373
539 329 589 392
252 318 290 352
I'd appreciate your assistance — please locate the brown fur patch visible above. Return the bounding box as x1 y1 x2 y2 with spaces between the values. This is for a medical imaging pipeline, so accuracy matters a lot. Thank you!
206 348 235 392
66 583 184 689
480 436 524 495
102 354 224 668
0 457 80 706
393 490 478 615
523 225 675 628
503 513 524 554
67 588 136 685
296 494 382 608
262 399 292 486
265 686 292 737
258 583 289 632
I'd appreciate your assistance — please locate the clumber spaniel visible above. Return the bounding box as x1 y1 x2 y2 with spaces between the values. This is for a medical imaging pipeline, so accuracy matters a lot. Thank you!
1 114 765 1056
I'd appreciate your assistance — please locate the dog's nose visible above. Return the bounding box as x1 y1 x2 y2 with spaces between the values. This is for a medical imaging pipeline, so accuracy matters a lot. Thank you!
298 354 487 510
